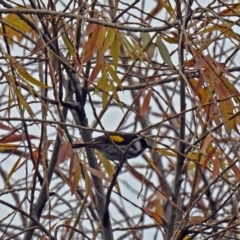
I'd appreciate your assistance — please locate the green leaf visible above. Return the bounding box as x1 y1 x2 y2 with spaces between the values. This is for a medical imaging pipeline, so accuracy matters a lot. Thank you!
157 36 174 70
141 32 155 58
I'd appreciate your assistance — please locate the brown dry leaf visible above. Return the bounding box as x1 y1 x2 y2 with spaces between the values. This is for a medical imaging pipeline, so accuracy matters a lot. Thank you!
0 134 38 143
145 1 163 20
190 216 205 224
202 146 216 168
212 154 220 179
86 166 111 182
220 3 240 15
0 122 15 131
64 219 71 232
88 61 103 87
226 156 240 181
81 26 106 63
200 133 211 152
145 209 163 224
57 142 72 165
127 166 153 187
140 89 152 116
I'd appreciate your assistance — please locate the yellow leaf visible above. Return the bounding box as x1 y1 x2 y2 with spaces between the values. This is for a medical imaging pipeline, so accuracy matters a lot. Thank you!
153 147 177 157
117 33 135 59
102 28 115 53
145 209 163 224
16 87 34 117
102 91 109 109
96 150 121 193
6 54 49 88
106 62 123 89
62 34 75 56
71 165 81 195
112 34 119 69
5 153 23 188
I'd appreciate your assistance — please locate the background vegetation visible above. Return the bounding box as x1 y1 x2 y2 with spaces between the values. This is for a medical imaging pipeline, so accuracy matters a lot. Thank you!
1 0 240 239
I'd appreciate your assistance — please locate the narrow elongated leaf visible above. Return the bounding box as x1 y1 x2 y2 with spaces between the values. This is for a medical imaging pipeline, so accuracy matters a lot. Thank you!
106 62 123 89
5 153 23 188
112 34 119 69
140 89 152 116
102 28 115 53
6 54 49 88
82 26 106 63
141 32 154 58
62 34 75 56
89 61 103 87
71 165 81 195
157 36 174 70
226 156 240 181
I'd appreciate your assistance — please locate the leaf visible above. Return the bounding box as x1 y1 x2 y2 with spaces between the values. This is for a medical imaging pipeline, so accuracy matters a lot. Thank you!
153 147 177 157
141 32 155 58
71 164 81 195
117 33 135 59
102 28 115 53
0 134 39 143
219 101 234 132
226 156 240 181
88 61 103 87
62 34 75 56
81 26 106 63
190 216 205 224
140 89 152 116
145 209 163 224
106 62 123 89
145 1 163 20
64 219 71 231
112 34 119 69
96 150 120 193
86 166 111 182
4 153 23 188
202 146 216 168
200 133 211 152
84 23 97 36
6 54 49 88
15 87 34 117
157 36 174 70
102 91 109 109
131 37 147 61
57 142 72 166
212 155 220 179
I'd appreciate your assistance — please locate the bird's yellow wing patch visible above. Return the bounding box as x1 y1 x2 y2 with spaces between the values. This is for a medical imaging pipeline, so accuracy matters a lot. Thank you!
109 135 124 142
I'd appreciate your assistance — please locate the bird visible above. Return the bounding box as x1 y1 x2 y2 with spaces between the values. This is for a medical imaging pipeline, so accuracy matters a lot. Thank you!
72 133 152 161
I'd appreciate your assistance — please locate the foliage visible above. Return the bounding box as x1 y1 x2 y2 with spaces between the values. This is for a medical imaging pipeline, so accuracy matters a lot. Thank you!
1 1 240 239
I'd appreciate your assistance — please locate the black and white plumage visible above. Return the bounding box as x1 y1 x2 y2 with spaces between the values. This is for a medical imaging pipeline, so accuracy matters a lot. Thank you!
72 133 151 161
